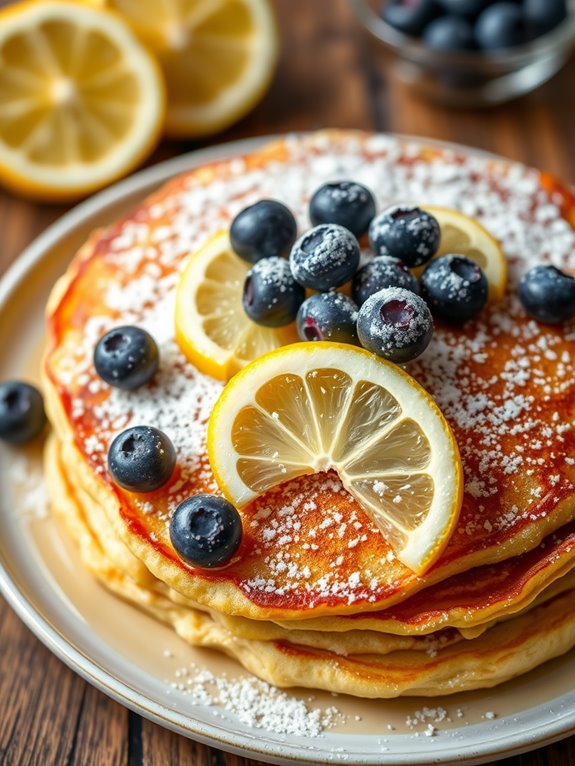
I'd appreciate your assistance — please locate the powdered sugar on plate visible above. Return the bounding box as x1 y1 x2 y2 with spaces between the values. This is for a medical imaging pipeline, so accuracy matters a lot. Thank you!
8 450 48 519
165 657 498 739
168 662 344 736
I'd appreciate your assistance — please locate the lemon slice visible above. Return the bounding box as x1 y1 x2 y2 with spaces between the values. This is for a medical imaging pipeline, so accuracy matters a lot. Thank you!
421 206 507 302
208 342 463 574
105 0 279 137
175 231 299 381
0 1 165 202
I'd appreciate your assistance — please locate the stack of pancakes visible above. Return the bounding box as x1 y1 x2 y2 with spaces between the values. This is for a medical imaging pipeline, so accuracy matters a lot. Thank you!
43 131 575 697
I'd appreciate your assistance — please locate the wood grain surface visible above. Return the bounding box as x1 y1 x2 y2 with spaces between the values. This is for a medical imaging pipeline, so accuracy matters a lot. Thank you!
1 1 575 764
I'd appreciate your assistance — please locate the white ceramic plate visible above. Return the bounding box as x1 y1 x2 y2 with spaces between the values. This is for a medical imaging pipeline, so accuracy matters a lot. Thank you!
1 136 575 766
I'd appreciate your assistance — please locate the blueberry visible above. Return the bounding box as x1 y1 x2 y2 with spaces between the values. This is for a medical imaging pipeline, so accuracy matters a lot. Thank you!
230 200 297 264
475 3 528 49
352 256 418 307
94 326 159 390
297 292 359 344
368 205 440 268
518 265 575 324
107 425 176 493
423 15 476 50
290 224 361 291
437 0 491 16
420 255 488 323
243 257 305 327
309 181 376 238
170 494 242 569
524 0 567 36
0 381 46 444
357 288 433 363
382 0 441 36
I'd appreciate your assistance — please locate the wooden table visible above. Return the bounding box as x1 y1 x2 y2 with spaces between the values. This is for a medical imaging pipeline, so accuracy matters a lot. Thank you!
1 2 575 764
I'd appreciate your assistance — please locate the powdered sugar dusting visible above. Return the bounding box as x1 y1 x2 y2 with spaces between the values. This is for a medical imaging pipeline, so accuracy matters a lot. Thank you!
168 663 344 736
9 452 48 519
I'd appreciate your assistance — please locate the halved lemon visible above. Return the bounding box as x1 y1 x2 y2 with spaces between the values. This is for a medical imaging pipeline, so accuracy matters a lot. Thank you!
421 206 507 302
0 1 165 202
208 342 463 574
175 231 299 381
104 0 279 137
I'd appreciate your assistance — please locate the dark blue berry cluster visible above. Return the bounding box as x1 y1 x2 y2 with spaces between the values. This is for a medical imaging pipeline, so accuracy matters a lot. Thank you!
381 0 567 51
92 326 177 496
89 296 242 571
106 425 243 568
230 183 377 332
231 185 575 363
230 187 501 363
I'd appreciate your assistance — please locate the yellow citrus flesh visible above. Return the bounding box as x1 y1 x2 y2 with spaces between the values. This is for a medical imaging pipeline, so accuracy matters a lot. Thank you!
0 0 165 202
175 231 299 381
105 0 279 137
208 342 463 574
421 206 508 302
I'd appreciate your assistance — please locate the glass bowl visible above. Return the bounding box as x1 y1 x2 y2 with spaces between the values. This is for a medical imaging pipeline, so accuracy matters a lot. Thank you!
351 0 575 107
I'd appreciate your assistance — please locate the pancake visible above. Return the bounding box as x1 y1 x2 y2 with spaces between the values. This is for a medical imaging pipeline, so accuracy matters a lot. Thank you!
44 130 575 621
45 434 462 656
271 521 575 635
46 433 575 698
55 424 575 637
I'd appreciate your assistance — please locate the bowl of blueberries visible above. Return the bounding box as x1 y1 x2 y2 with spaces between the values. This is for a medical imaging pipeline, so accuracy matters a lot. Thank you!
352 0 575 106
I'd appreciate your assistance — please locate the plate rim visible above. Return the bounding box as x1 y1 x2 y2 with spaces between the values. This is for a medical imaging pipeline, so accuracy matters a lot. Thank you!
1 132 575 766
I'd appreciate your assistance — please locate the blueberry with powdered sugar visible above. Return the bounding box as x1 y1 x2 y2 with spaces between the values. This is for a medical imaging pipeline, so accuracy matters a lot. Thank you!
297 292 359 344
309 180 376 238
519 264 575 324
107 425 176 493
230 199 297 264
289 224 360 291
368 205 440 268
420 255 488 323
170 494 242 569
357 287 433 363
94 325 159 390
243 256 305 327
352 255 419 307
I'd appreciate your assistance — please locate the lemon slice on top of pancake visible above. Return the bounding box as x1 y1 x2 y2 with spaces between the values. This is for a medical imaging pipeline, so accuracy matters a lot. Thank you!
421 207 507 302
208 342 463 575
175 231 299 381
